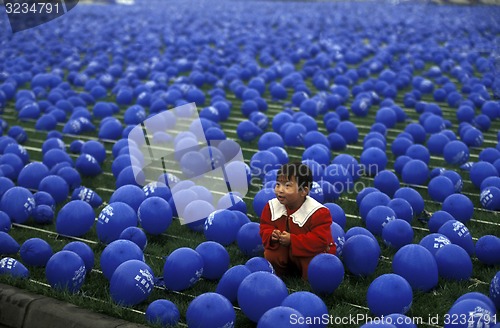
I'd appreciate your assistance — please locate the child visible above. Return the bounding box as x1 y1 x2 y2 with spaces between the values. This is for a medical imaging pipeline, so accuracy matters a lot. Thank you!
259 162 336 281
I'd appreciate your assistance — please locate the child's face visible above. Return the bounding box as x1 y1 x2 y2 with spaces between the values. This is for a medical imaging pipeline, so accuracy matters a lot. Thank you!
274 174 308 210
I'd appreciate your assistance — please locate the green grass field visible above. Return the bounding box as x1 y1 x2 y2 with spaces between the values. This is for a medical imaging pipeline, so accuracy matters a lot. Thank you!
1 1 499 327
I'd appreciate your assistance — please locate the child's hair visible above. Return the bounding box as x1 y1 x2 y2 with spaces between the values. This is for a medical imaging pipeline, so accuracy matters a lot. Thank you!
277 162 313 191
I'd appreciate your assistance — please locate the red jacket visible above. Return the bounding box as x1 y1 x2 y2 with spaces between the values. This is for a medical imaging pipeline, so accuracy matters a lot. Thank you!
260 196 336 257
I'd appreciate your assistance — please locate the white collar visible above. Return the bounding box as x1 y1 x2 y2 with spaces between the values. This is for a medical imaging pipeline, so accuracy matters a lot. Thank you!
269 196 325 227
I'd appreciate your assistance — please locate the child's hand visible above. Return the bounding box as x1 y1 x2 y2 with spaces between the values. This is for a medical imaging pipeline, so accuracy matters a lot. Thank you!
279 231 291 246
271 229 281 243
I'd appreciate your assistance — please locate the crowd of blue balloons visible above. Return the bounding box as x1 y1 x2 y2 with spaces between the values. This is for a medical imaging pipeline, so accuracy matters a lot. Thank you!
0 0 500 327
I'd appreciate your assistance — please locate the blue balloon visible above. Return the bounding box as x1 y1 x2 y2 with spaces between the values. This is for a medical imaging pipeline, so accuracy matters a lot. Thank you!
427 133 449 155
0 231 20 254
375 107 397 128
481 176 500 191
0 257 29 279
324 203 346 229
63 241 94 274
216 265 252 303
0 186 35 224
336 121 358 144
163 247 203 291
281 292 329 328
445 299 495 328
442 170 463 193
8 125 27 144
142 181 172 202
71 186 103 208
428 176 455 203
183 199 215 232
470 161 499 190
195 241 230 280
99 119 123 140
342 235 380 276
356 187 379 206
491 271 500 310
382 219 414 250
250 150 279 179
454 292 497 315
253 188 276 217
323 164 354 194
392 244 438 292
110 260 154 306
443 140 469 165
42 149 72 169
268 146 289 165
238 271 288 323
233 210 251 228
237 120 262 142
308 253 344 294
75 153 102 177
327 132 347 151
374 170 400 197
404 123 426 144
393 187 425 216
479 148 500 164
186 293 235 328
366 205 396 236
385 314 417 328
360 147 387 176
0 177 15 199
245 257 274 273
394 156 412 176
303 145 331 167
419 233 451 256
146 299 180 327
204 209 240 246
401 159 429 186
57 167 82 191
119 227 148 251
258 132 285 150
475 235 500 265
81 140 106 164
17 162 49 190
367 273 413 316
438 219 475 256
20 238 53 267
258 306 307 328
0 211 11 232
392 138 414 157
442 193 474 224
45 251 86 293
138 197 173 235
100 239 144 281
38 175 69 204
56 200 95 237
435 244 473 281
217 193 247 213
97 202 137 244
359 191 391 221
345 226 377 243
237 222 264 258
428 211 454 233
388 198 414 223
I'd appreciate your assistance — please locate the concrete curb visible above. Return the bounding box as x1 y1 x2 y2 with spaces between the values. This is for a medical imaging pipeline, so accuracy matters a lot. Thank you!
0 283 148 328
